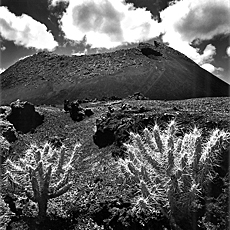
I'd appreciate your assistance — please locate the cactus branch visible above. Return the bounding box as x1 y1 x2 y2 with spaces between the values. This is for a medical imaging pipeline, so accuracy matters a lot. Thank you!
49 182 72 199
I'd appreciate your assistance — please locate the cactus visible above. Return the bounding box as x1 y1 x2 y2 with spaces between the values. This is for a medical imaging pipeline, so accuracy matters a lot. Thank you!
118 121 230 229
3 142 80 222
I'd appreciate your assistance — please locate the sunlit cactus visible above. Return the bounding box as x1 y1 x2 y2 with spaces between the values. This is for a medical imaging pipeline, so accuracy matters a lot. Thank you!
118 121 230 229
3 142 81 222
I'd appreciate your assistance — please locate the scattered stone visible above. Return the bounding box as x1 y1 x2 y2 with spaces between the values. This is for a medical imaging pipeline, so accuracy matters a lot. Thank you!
128 92 149 100
85 108 94 117
0 107 7 114
173 106 180 111
69 100 85 121
154 40 160 47
67 99 94 121
93 111 155 149
64 99 71 112
6 100 44 134
0 120 18 142
108 106 114 113
100 95 122 102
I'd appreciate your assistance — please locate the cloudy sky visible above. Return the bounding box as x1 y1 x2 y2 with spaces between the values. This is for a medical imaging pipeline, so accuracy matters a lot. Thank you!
0 0 229 84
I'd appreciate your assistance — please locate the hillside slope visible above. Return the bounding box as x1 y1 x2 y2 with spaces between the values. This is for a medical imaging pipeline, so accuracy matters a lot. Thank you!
1 42 229 105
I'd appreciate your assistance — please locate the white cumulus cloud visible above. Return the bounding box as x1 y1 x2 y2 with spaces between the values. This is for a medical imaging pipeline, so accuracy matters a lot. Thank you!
201 63 224 77
160 0 230 64
72 49 88 56
201 63 216 73
198 44 216 65
0 6 58 50
56 0 162 48
0 68 6 74
226 46 230 57
161 0 230 41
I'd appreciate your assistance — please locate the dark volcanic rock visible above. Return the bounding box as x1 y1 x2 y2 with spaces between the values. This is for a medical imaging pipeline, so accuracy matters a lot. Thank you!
64 99 71 112
139 42 163 59
69 100 85 121
85 108 94 117
68 100 94 121
93 119 116 148
6 100 44 133
128 92 149 100
0 119 18 142
0 107 7 114
93 109 155 148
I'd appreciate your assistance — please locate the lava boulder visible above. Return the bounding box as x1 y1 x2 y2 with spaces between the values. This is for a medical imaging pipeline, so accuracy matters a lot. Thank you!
93 109 155 149
85 108 94 117
69 100 85 121
7 100 44 133
0 119 18 142
68 100 94 121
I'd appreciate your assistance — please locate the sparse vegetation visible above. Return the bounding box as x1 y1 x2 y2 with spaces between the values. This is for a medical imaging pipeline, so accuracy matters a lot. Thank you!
2 142 81 222
118 121 230 229
0 97 229 229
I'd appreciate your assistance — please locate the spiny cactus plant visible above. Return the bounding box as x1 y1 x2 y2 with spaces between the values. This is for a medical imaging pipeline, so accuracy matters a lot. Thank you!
118 121 230 229
3 142 81 222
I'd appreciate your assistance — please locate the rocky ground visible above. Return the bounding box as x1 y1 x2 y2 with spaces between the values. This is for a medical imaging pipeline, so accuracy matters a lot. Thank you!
1 96 230 230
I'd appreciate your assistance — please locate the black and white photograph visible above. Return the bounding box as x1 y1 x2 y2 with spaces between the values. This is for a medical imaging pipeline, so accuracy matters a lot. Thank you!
0 0 229 229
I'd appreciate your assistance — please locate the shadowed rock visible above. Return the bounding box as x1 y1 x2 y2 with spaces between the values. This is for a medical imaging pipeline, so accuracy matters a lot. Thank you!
139 42 162 59
93 107 156 149
0 120 17 142
85 108 94 117
69 100 85 121
6 100 44 133
67 100 94 121
0 107 7 114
